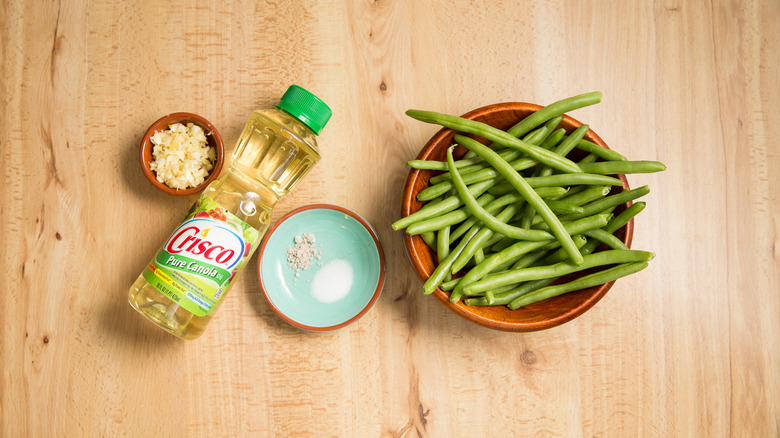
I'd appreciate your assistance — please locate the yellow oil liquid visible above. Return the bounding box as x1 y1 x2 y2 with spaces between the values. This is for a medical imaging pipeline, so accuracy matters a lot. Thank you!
128 109 321 339
232 109 321 198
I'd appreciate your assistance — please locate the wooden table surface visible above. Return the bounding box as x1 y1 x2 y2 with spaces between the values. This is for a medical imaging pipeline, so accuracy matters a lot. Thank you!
2 1 778 436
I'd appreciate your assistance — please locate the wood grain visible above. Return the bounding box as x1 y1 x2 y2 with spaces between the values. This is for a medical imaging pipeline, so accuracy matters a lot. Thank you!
1 0 778 436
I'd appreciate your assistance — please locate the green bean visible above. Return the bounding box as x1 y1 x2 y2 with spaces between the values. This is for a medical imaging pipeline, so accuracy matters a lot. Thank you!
451 203 521 274
446 145 554 242
466 234 589 304
579 201 646 255
448 193 525 242
575 139 627 161
405 193 495 235
532 211 614 233
426 123 554 184
554 125 591 160
422 155 539 194
463 249 654 295
421 164 510 200
453 239 549 299
437 225 451 263
462 150 478 160
530 187 647 228
518 200 543 232
418 168 498 201
578 160 667 175
553 185 584 200
486 284 517 295
458 283 519 299
465 296 491 306
542 115 564 134
427 166 482 187
490 236 516 252
426 193 446 206
504 92 602 138
607 202 645 234
536 235 588 265
410 148 520 173
517 125 590 229
604 201 646 234
535 187 568 199
491 249 529 272
520 126 587 230
454 136 584 264
466 278 556 306
541 199 584 215
559 186 610 206
441 163 486 178
511 247 555 269
391 179 495 230
538 128 566 151
522 124 553 145
406 110 583 174
537 125 590 178
578 153 598 164
488 174 623 195
421 126 555 193
420 231 436 249
417 169 503 201
518 127 569 227
423 227 480 295
480 124 552 158
466 238 573 300
439 277 460 291
419 187 568 234
455 216 608 297
461 233 583 305
508 262 649 310
474 248 485 264
554 185 650 223
517 202 537 230
407 159 465 171
583 229 628 250
525 174 624 187
484 231 507 248
450 216 483 245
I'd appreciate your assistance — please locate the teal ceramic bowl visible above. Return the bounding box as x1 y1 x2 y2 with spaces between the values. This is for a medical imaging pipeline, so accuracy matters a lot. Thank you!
257 204 385 331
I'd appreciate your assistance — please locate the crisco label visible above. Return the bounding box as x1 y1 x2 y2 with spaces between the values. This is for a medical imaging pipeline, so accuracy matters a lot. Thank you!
165 220 245 269
143 196 259 317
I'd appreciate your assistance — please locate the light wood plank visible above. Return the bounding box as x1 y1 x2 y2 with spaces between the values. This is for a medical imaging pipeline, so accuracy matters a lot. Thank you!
1 0 778 436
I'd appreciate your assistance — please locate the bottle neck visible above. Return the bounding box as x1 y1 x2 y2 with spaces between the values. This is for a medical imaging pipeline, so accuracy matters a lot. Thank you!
276 107 318 137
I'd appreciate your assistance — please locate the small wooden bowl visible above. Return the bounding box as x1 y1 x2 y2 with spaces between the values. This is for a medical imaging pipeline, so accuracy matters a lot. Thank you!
140 112 224 196
401 102 633 331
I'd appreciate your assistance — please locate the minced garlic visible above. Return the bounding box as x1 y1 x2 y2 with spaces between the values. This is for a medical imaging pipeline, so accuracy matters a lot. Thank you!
286 233 321 271
149 122 216 190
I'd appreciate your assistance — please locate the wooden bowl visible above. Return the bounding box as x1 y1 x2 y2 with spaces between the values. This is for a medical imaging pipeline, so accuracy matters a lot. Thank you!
401 102 633 331
140 112 224 196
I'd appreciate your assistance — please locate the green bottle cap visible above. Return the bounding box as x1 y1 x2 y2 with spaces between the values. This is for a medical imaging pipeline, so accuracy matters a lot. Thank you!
276 85 332 135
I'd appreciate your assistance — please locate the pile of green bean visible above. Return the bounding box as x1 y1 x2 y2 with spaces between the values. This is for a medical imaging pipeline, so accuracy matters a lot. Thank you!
393 92 665 310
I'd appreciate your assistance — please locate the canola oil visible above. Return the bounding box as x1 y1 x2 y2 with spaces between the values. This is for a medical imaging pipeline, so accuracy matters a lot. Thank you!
128 86 331 340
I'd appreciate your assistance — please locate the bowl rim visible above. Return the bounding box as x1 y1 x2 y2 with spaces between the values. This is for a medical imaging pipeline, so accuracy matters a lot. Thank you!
257 203 387 331
139 112 225 196
401 102 634 332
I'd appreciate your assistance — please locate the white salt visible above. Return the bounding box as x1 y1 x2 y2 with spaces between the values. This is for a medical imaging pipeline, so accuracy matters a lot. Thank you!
310 259 353 303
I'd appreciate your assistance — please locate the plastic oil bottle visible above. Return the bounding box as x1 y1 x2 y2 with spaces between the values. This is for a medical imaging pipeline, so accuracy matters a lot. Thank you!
128 85 332 339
